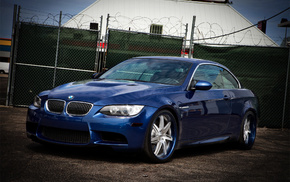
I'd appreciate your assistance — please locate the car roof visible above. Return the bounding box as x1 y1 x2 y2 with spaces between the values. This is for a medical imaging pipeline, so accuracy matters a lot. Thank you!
135 56 223 67
135 56 239 88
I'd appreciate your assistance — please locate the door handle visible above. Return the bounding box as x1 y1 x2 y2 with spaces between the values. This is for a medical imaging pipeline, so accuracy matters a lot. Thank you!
224 95 231 100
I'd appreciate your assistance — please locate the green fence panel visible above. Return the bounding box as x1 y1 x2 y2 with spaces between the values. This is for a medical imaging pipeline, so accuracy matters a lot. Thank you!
58 28 98 70
106 29 183 68
13 65 54 106
12 23 98 106
55 69 93 87
17 23 58 66
193 44 289 128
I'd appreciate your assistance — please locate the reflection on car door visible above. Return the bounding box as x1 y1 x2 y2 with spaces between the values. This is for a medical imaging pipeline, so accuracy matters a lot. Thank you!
180 89 231 141
180 64 232 141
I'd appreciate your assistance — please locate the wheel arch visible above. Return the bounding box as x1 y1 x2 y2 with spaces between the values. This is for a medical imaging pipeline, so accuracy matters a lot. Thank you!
143 106 179 162
244 107 259 125
156 105 180 132
243 98 259 124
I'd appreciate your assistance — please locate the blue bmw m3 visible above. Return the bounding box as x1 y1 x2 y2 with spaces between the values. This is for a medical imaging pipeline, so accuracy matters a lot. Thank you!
27 56 258 162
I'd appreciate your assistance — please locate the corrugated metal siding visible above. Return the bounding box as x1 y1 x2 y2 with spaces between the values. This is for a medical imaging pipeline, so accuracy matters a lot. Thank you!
64 0 278 46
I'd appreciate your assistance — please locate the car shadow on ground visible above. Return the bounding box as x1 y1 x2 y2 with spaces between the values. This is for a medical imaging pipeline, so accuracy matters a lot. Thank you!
26 141 237 163
173 142 237 158
26 142 143 163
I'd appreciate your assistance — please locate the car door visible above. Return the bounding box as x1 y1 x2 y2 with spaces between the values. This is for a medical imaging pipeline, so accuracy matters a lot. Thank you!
180 64 232 141
219 67 244 132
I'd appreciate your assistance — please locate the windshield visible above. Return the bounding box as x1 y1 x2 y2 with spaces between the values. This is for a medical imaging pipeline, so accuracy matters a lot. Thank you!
99 58 192 85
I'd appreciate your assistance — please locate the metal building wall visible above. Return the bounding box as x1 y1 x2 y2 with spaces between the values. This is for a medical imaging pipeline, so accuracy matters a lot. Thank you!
64 0 277 46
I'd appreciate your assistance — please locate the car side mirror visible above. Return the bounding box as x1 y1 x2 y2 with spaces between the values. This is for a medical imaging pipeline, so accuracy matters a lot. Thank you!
92 72 100 79
191 80 212 90
92 69 108 79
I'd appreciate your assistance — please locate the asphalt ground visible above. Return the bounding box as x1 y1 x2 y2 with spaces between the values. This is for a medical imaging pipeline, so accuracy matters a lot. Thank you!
0 74 290 181
0 73 8 105
0 105 289 182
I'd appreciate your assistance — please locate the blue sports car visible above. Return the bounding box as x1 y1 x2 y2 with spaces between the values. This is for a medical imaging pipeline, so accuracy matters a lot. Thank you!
27 56 258 162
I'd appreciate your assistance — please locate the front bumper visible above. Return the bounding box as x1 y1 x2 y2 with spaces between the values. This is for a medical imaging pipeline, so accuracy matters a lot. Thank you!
26 104 158 151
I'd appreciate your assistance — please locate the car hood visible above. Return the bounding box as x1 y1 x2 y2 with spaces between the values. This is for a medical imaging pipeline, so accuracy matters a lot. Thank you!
47 79 176 106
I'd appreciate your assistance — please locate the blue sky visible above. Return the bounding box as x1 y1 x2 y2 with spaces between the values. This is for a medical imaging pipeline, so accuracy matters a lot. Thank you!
0 0 289 45
231 0 290 46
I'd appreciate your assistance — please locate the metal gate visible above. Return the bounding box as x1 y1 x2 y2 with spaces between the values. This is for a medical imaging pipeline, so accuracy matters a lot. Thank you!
105 29 184 68
103 14 188 69
9 22 99 106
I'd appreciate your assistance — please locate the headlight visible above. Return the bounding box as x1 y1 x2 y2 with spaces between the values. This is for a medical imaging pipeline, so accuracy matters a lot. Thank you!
33 95 41 108
100 105 144 116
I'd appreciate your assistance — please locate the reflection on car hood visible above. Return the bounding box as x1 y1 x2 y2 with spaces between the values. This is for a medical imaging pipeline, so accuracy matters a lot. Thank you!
47 79 174 105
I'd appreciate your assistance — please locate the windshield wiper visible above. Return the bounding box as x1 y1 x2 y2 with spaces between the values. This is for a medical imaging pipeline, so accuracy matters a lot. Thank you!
95 78 106 81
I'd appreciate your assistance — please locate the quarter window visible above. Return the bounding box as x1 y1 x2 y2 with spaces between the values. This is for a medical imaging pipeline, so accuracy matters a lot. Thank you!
221 69 239 89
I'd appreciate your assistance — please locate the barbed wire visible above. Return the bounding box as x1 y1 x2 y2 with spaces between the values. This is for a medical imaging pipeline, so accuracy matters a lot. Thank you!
108 13 278 46
20 8 60 26
193 21 278 46
19 7 285 46
193 7 290 46
20 8 99 29
108 13 187 37
63 14 99 29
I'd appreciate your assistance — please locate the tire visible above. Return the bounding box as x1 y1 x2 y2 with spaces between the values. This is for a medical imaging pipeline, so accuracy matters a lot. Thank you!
144 110 178 163
238 111 257 150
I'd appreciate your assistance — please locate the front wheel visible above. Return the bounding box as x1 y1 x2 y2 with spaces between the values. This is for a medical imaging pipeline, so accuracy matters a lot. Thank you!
238 111 257 150
144 110 178 163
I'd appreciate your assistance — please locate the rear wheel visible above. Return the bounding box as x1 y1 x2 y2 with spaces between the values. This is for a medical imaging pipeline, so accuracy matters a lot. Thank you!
239 111 257 149
144 110 178 163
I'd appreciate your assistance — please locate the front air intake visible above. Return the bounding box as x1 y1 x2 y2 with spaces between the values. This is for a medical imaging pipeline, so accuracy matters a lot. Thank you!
41 126 90 144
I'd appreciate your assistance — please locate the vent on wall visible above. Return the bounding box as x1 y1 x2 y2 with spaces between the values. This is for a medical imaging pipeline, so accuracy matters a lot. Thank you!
90 23 98 30
150 24 163 35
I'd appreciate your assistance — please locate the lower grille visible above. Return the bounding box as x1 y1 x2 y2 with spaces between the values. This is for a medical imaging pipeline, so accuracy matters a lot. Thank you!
41 126 90 144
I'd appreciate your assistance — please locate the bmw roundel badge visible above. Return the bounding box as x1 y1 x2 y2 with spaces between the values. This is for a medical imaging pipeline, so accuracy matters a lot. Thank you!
68 95 74 100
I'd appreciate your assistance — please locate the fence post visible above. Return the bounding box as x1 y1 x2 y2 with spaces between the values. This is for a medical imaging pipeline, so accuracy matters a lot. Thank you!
6 5 18 106
182 23 188 58
98 15 104 72
6 5 20 106
282 48 290 130
189 16 196 59
52 11 62 88
102 14 110 69
94 16 103 72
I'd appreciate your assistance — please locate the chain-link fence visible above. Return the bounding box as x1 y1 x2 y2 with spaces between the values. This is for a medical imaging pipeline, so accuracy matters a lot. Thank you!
9 9 100 106
105 29 184 68
6 6 289 128
192 44 290 128
101 14 187 69
103 14 187 68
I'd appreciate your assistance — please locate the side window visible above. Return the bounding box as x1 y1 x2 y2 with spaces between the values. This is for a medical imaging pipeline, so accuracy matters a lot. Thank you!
193 64 239 89
221 69 239 89
194 65 224 89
